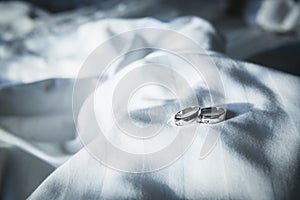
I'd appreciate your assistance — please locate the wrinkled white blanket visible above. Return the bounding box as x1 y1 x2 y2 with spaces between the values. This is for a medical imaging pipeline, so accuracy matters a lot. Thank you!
0 12 300 200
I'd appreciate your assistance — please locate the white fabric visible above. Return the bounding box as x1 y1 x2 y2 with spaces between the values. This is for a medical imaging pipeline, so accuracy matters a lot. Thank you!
0 4 299 200
28 51 300 199
256 0 300 33
27 19 300 199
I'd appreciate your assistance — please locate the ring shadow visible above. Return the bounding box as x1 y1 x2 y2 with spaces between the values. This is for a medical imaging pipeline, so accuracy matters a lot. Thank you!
224 102 254 121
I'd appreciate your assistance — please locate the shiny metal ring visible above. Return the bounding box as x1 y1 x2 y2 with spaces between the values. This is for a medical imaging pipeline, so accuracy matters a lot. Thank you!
174 106 201 126
198 107 226 124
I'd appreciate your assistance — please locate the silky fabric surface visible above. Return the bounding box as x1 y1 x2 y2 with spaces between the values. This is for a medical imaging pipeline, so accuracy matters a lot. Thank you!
28 55 300 199
0 9 299 200
26 21 300 200
0 15 224 199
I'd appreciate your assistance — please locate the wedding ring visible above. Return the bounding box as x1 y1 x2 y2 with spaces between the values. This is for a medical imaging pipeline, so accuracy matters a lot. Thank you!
198 107 226 124
174 106 201 126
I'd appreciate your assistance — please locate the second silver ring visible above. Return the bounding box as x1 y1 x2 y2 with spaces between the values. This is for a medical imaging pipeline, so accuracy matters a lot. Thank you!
197 107 226 124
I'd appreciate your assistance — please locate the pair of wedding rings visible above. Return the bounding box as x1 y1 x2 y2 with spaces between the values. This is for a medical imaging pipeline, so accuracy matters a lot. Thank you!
174 106 226 126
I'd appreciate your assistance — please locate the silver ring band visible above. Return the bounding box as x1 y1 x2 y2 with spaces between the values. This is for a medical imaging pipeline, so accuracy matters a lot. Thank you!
198 107 226 124
174 106 201 126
